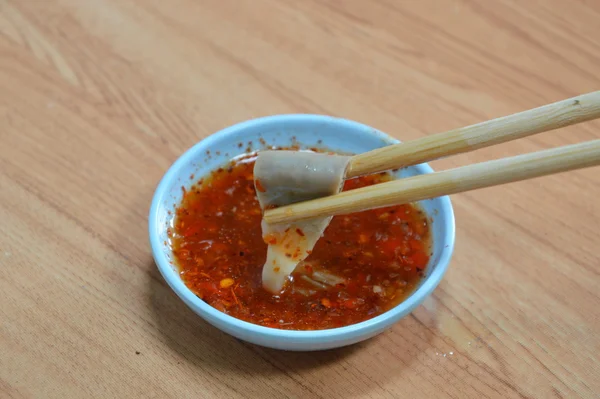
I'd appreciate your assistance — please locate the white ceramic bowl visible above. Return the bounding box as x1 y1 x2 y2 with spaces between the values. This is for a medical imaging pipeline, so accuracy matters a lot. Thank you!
149 114 455 351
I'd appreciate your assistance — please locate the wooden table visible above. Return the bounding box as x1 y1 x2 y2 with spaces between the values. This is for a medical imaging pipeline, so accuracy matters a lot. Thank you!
2 1 599 398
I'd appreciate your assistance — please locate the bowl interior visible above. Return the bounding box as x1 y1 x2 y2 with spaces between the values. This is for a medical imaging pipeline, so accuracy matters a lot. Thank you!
149 114 454 348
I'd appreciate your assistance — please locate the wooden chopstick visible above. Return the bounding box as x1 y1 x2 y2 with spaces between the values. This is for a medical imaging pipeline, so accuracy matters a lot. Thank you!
263 91 600 224
264 140 600 224
346 91 600 178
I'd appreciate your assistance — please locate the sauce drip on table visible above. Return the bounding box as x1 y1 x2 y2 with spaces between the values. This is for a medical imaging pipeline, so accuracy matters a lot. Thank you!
171 154 431 330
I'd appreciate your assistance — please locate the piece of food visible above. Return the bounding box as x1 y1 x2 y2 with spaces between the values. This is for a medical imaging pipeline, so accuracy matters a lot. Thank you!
253 150 351 293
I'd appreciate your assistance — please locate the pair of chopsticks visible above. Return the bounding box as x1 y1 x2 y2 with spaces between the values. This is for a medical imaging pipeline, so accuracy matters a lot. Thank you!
265 91 600 224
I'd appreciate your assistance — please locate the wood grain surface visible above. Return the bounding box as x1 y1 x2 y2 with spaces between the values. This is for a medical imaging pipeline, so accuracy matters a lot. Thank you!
1 1 599 398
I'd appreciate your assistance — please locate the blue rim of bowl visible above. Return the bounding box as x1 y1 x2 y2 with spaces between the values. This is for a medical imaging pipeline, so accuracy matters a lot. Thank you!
149 114 455 343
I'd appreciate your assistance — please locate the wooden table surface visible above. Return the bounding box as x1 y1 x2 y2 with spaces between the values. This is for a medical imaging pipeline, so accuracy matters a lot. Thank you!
2 1 599 398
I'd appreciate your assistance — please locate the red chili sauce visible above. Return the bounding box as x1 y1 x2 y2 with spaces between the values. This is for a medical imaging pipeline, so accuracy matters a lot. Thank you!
171 154 431 330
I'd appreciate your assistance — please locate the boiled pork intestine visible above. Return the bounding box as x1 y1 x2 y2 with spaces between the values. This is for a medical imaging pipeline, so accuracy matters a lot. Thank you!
253 150 350 293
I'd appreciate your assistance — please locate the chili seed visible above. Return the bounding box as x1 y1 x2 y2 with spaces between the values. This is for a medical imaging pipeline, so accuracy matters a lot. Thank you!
220 278 235 288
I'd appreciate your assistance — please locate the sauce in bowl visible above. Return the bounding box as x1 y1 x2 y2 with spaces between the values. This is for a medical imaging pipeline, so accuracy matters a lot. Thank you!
171 154 431 330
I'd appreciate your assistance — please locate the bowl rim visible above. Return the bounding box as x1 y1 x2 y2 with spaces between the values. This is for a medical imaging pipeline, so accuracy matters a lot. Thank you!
149 114 455 342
